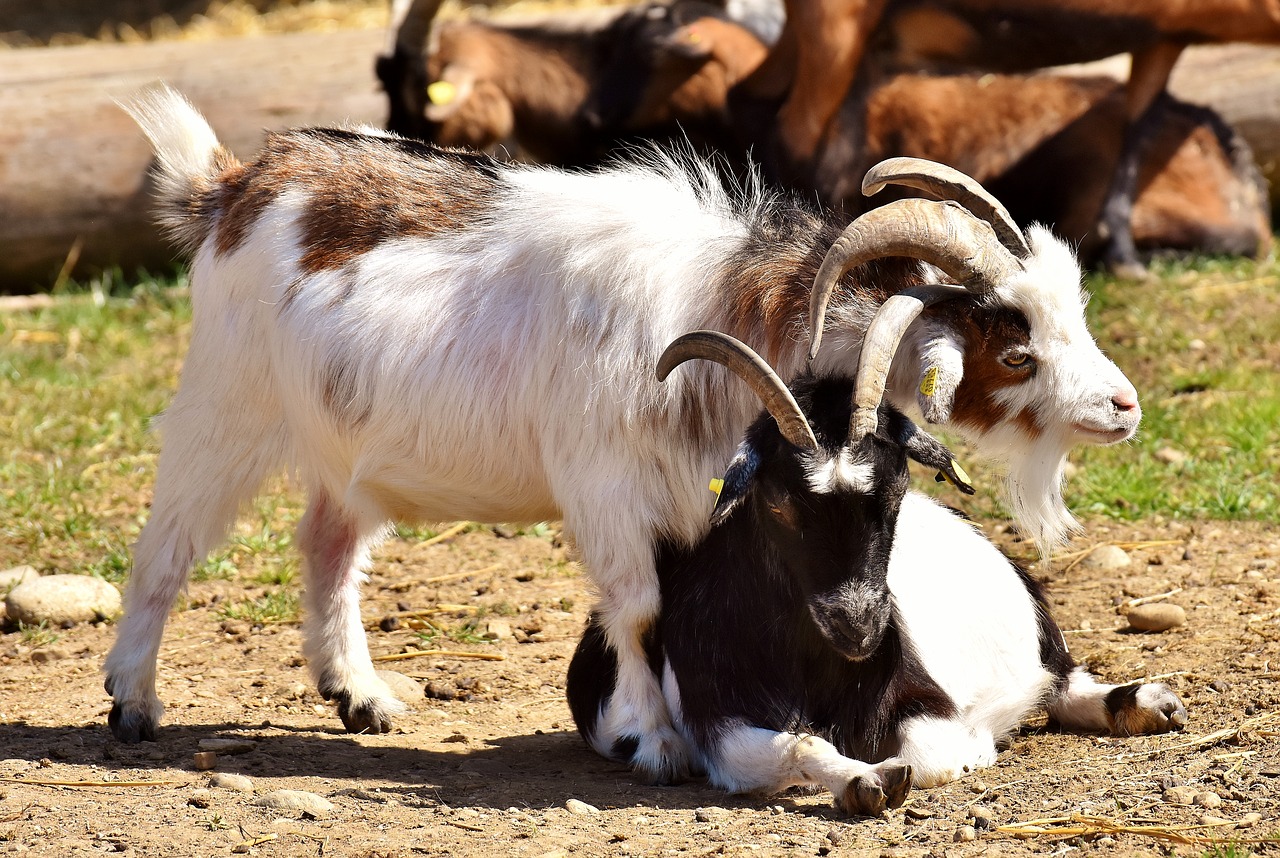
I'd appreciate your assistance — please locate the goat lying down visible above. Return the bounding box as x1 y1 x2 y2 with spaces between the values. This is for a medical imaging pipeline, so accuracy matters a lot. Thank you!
111 87 1138 785
569 329 1186 813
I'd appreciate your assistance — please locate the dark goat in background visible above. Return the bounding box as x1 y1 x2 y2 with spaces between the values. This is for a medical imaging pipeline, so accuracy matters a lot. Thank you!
568 328 1187 810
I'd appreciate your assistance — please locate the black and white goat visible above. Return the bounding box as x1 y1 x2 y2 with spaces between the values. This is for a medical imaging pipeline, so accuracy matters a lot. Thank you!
569 328 1186 812
108 87 1138 785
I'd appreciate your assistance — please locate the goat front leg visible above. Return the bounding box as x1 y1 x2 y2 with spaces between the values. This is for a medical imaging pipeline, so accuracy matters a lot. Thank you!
1048 666 1187 737
298 490 404 734
706 726 912 816
572 522 690 784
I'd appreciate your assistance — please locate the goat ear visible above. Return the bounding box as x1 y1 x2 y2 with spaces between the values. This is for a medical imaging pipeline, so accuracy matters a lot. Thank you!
709 442 761 526
890 412 976 495
915 331 964 424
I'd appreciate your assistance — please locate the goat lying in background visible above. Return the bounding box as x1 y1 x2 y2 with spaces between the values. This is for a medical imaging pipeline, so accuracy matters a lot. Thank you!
569 328 1187 811
112 86 1137 785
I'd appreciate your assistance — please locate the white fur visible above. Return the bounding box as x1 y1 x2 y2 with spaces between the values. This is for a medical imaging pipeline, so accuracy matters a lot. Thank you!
108 89 1137 773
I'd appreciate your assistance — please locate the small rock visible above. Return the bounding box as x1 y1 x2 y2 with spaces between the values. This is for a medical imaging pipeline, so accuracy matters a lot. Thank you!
1163 786 1198 805
376 670 421 705
1209 679 1230 693
5 575 121 626
1154 447 1188 465
493 524 518 539
1188 338 1206 351
252 790 334 818
968 806 995 830
29 648 67 665
694 807 726 823
187 789 213 808
198 738 257 755
1200 814 1230 826
903 805 933 820
0 566 38 591
425 681 458 701
953 824 977 842
209 772 254 793
1239 812 1263 828
484 618 513 640
824 827 845 847
193 751 217 771
1126 603 1186 632
1193 791 1222 809
768 805 784 816
565 798 599 815
379 616 401 632
1085 545 1131 572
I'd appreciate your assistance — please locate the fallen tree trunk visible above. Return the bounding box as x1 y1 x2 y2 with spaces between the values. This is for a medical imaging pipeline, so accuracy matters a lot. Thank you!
1 33 1277 291
0 29 387 291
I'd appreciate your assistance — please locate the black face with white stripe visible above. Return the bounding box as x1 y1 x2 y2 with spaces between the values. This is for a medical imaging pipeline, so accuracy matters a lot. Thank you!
713 377 963 662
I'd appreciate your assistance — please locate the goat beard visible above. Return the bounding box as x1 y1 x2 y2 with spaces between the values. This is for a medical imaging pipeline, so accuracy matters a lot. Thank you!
1001 430 1080 557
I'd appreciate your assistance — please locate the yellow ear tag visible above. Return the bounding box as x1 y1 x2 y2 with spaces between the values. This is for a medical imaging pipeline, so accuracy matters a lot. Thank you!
950 458 970 487
919 366 939 397
426 80 457 106
709 478 724 498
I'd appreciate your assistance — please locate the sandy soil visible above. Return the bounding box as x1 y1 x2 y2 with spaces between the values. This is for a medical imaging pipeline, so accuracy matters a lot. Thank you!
1 516 1278 857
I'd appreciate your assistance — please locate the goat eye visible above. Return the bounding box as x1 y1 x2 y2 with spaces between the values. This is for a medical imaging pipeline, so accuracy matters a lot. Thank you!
1002 352 1033 368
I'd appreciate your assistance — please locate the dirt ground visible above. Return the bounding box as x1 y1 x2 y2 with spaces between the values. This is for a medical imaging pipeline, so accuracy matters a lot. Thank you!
1 515 1278 858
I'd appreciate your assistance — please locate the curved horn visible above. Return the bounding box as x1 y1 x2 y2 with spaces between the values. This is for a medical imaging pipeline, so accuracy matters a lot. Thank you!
848 284 967 440
807 198 1022 361
658 331 819 450
862 157 1030 258
388 0 447 56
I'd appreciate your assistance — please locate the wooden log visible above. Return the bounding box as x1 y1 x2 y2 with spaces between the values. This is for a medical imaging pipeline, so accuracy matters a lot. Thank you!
0 29 387 291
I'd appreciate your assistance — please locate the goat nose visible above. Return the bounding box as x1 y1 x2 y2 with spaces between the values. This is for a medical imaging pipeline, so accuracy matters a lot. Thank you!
1112 387 1139 412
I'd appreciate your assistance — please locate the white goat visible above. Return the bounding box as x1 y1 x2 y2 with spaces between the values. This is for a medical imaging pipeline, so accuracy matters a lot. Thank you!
106 87 1138 785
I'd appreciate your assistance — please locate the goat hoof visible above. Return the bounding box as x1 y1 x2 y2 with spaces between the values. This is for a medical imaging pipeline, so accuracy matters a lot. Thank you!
1111 683 1188 736
619 732 691 785
839 765 912 816
335 695 397 735
881 764 913 809
108 703 158 743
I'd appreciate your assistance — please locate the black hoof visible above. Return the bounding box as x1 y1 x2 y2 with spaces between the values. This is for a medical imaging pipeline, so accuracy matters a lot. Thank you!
108 704 157 743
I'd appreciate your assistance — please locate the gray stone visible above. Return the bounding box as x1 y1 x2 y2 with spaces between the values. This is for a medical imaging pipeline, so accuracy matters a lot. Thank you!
376 670 421 705
209 772 254 793
1163 786 1197 805
252 789 334 817
1084 545 1131 572
5 574 121 626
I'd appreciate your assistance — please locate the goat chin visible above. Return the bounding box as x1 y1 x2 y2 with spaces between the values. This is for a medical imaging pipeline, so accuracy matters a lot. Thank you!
1001 430 1079 555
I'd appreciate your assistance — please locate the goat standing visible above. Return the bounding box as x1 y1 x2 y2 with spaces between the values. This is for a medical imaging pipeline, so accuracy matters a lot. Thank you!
109 87 1137 785
569 327 1186 810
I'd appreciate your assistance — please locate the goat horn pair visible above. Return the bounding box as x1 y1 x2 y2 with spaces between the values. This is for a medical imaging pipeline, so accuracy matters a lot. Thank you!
657 331 819 450
808 158 1028 363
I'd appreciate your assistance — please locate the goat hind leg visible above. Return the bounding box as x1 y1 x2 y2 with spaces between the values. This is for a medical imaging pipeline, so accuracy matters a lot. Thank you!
104 415 282 742
298 490 404 734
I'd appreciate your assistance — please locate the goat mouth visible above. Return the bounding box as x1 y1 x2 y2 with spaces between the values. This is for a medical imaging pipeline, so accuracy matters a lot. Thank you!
1071 423 1133 444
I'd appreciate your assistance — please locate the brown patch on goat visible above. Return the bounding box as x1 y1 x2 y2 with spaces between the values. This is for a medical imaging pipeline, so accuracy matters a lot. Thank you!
942 308 1037 436
207 128 499 271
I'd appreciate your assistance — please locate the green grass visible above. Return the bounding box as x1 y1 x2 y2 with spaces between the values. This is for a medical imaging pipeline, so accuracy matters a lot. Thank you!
1 255 1277 601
